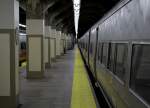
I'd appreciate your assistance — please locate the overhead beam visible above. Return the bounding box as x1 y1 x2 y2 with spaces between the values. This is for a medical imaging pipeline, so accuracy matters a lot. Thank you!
43 1 55 13
55 14 73 27
49 5 72 24
54 7 73 21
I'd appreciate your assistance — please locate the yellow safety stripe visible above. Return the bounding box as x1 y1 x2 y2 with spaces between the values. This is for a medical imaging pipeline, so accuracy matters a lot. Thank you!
71 47 97 108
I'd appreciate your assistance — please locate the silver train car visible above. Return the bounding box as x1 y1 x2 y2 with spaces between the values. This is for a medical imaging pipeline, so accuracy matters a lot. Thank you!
78 0 150 108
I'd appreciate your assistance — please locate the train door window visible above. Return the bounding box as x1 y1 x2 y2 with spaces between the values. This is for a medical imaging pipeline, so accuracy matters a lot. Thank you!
130 44 150 104
108 43 116 73
115 43 128 82
102 43 109 66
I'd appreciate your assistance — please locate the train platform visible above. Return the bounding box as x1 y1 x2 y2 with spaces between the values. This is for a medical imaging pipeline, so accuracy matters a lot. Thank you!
19 47 98 108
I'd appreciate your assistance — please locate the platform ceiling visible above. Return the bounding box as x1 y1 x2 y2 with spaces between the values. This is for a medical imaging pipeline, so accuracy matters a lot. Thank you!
19 0 120 38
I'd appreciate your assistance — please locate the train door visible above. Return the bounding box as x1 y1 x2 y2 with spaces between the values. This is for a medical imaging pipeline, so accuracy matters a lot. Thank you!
94 27 99 80
88 31 91 66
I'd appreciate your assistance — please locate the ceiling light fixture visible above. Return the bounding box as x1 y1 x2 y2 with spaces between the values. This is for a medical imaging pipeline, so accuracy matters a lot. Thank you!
73 0 80 39
19 24 26 28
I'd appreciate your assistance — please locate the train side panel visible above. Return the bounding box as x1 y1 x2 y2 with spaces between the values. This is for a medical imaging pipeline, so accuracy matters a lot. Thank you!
95 0 150 108
89 29 98 78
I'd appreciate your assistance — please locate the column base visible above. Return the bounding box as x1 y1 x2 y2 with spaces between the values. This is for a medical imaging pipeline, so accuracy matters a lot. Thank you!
51 58 56 62
45 63 51 68
56 55 61 59
0 94 19 108
61 52 64 55
27 71 44 79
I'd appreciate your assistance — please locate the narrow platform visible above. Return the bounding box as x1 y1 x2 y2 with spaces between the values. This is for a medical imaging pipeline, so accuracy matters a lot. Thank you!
71 48 97 108
19 47 97 108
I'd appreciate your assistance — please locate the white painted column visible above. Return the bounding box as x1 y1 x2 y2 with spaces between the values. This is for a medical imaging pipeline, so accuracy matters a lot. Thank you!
55 30 61 57
68 34 72 49
0 0 19 107
60 33 63 54
50 29 56 61
64 33 67 53
26 19 45 78
61 33 65 54
59 31 62 55
44 26 51 67
66 34 69 50
59 32 63 55
63 33 67 53
55 30 58 56
68 35 71 50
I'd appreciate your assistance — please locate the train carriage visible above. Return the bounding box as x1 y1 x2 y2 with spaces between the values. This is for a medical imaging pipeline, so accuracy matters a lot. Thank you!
78 0 150 107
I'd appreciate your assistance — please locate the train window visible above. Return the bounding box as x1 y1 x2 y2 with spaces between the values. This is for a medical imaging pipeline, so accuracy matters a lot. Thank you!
102 43 109 66
91 43 93 54
90 43 93 54
115 43 128 82
108 43 116 73
101 43 104 63
97 43 102 62
82 43 84 48
130 44 150 104
83 42 84 48
83 43 85 49
86 43 88 52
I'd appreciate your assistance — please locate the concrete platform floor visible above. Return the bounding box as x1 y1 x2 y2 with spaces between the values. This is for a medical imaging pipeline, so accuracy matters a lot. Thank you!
19 50 75 108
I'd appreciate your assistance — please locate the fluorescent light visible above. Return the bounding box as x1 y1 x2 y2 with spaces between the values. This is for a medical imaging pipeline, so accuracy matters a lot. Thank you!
19 33 26 36
73 0 80 38
76 35 77 39
19 24 26 28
